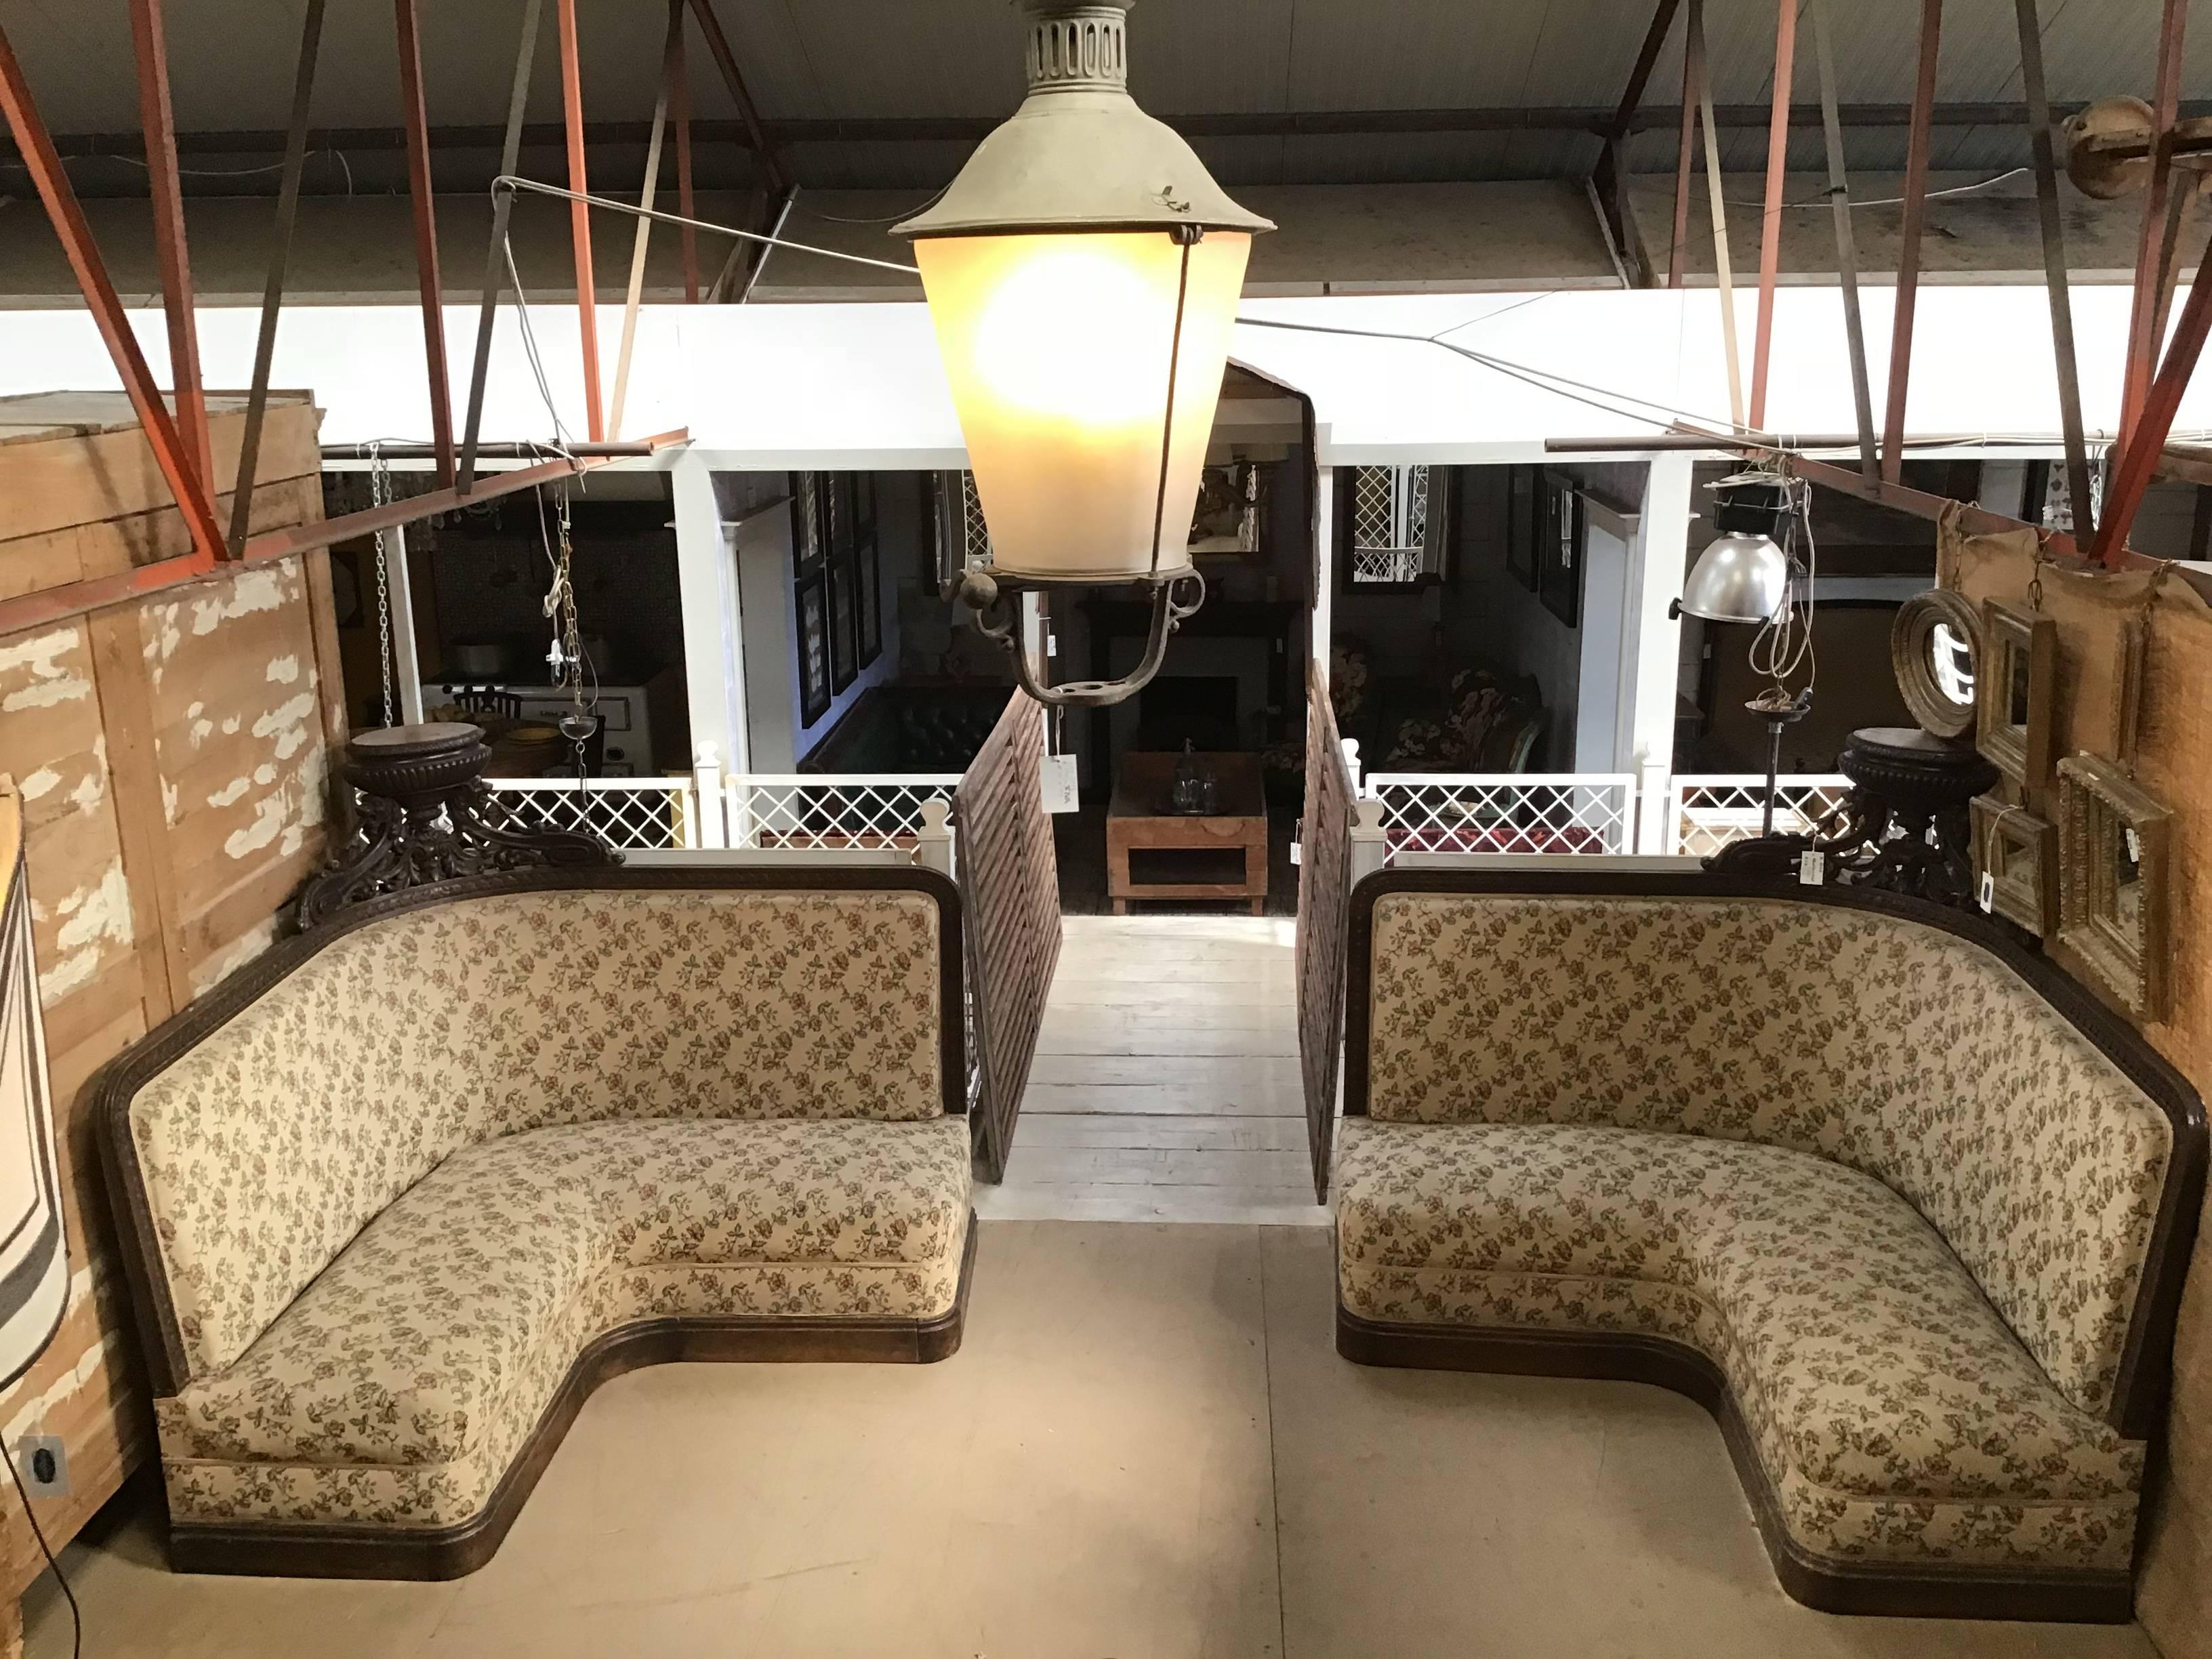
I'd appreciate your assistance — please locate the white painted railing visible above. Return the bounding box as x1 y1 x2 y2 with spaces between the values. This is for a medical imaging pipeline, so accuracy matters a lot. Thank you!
482 775 702 851
1664 774 1851 859
1363 772 1639 861
483 773 962 855
725 775 963 853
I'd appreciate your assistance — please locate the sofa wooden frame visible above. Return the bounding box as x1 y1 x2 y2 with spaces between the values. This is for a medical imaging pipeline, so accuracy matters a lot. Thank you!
97 865 974 1580
1336 866 2207 1622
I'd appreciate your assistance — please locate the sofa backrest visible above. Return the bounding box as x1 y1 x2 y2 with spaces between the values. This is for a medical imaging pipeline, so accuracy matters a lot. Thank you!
1347 872 2205 1433
101 869 964 1391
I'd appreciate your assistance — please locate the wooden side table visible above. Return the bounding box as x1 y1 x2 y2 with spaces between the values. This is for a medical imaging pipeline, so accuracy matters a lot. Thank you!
1106 752 1269 916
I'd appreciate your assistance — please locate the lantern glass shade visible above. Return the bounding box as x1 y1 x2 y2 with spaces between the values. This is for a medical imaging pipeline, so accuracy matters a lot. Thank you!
913 228 1252 583
0 794 66 1392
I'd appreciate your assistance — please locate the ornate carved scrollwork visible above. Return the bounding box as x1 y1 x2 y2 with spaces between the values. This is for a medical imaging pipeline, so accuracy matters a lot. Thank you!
1705 726 1999 911
294 723 616 933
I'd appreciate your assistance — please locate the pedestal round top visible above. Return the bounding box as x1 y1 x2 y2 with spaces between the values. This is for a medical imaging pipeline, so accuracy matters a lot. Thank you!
1848 726 1979 764
348 721 485 760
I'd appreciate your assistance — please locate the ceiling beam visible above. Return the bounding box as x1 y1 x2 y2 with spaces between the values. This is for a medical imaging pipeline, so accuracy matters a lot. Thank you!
20 100 2211 167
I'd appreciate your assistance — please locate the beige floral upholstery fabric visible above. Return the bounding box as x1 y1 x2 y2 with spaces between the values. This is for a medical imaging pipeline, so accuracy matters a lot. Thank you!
1363 894 2172 1421
129 889 947 1379
159 1115 970 1530
1336 1119 2143 1571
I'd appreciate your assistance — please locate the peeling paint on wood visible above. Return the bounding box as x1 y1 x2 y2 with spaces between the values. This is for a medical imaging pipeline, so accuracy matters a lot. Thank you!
0 392 335 1608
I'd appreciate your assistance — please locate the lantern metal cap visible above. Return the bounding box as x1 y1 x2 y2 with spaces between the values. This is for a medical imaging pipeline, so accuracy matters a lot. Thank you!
895 1 1274 241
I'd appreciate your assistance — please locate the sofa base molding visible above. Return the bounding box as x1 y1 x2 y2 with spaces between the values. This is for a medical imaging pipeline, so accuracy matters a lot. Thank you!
165 1221 978 1582
1334 1304 2135 1624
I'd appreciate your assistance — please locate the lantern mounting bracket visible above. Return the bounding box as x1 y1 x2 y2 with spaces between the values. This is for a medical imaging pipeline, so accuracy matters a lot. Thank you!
952 564 1205 709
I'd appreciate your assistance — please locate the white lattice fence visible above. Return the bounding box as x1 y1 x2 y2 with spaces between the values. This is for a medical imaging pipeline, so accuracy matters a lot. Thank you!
1364 773 1637 860
483 777 699 851
1666 775 1852 859
726 775 963 852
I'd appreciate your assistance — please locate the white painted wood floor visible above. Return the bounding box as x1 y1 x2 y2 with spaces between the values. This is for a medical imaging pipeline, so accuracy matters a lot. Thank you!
973 913 1330 1225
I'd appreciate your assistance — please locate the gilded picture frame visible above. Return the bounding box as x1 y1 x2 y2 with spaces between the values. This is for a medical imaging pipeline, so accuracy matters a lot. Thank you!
1978 599 2056 793
2055 755 2171 1022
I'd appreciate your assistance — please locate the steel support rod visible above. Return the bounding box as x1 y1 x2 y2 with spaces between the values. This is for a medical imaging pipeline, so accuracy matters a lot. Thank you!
683 0 788 196
0 21 226 567
609 9 680 440
1882 0 1942 483
459 0 544 495
2092 228 2212 567
2013 0 2093 543
1749 0 1797 430
230 0 325 558
1668 0 1700 289
556 0 606 441
126 0 213 495
393 0 455 487
2121 0 2188 451
672 0 699 304
1811 0 1877 478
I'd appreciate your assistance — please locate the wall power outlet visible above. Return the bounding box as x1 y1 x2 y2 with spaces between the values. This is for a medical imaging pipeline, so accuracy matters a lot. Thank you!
17 1435 68 1499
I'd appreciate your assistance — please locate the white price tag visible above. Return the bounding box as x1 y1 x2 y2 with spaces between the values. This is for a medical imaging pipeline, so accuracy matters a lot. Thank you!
1797 848 1824 886
1978 871 1995 912
2125 827 2143 863
1290 840 1303 867
1039 753 1079 815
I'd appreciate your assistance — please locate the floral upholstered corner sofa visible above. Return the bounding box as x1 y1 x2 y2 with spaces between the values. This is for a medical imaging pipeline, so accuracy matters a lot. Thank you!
1328 867 2205 1622
99 867 975 1579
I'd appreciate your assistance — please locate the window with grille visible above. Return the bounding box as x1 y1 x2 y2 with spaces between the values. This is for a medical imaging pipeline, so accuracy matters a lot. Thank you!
933 470 994 585
1345 464 1444 586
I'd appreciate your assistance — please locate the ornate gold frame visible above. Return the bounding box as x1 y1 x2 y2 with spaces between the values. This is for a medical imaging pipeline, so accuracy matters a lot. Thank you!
1890 588 1981 739
1969 792 2057 937
1978 600 2056 792
2056 756 2171 1021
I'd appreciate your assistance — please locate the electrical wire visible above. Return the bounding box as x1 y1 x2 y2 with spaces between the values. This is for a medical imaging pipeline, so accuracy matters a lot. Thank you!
1629 165 2032 212
4 1443 80 1659
790 180 953 225
501 229 579 452
493 174 920 274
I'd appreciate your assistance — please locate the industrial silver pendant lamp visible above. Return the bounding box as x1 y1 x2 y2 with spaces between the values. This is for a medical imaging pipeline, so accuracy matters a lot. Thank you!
1674 474 1792 626
896 0 1274 708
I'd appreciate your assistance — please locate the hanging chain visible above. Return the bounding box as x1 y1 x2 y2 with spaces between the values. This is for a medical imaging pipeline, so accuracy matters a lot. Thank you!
369 442 397 728
2028 535 2049 614
540 487 596 784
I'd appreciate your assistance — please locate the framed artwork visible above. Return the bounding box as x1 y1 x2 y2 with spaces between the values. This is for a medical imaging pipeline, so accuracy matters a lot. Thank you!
857 539 882 670
795 570 832 726
2057 755 2171 1021
1977 599 2055 794
1504 467 1538 590
1189 462 1260 556
828 472 856 565
790 472 824 575
1537 470 1582 628
855 472 877 550
1969 792 2057 938
827 548 859 692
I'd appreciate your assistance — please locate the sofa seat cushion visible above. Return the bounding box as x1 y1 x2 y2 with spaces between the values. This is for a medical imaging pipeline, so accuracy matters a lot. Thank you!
1336 1119 2143 1570
160 1116 970 1479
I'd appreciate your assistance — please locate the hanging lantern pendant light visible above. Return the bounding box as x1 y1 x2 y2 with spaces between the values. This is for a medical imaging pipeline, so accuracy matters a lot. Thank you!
897 0 1273 708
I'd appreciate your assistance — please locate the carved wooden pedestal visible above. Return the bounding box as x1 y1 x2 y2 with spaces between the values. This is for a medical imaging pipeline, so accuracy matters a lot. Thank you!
294 723 615 930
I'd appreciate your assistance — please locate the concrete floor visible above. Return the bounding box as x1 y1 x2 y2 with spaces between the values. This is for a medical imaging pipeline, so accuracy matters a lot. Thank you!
25 1222 2157 1658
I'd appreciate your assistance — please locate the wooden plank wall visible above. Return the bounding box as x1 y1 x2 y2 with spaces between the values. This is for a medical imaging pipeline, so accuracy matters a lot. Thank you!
1294 661 1353 1202
1944 524 2212 1654
0 397 341 1627
955 689 1063 1183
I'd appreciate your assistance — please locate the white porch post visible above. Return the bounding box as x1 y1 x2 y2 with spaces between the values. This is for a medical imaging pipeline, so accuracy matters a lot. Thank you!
689 743 726 849
1310 462 1334 685
670 449 750 773
1627 455 1694 854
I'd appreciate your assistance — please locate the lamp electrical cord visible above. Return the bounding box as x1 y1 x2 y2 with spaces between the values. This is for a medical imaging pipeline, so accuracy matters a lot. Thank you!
3 1441 80 1659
